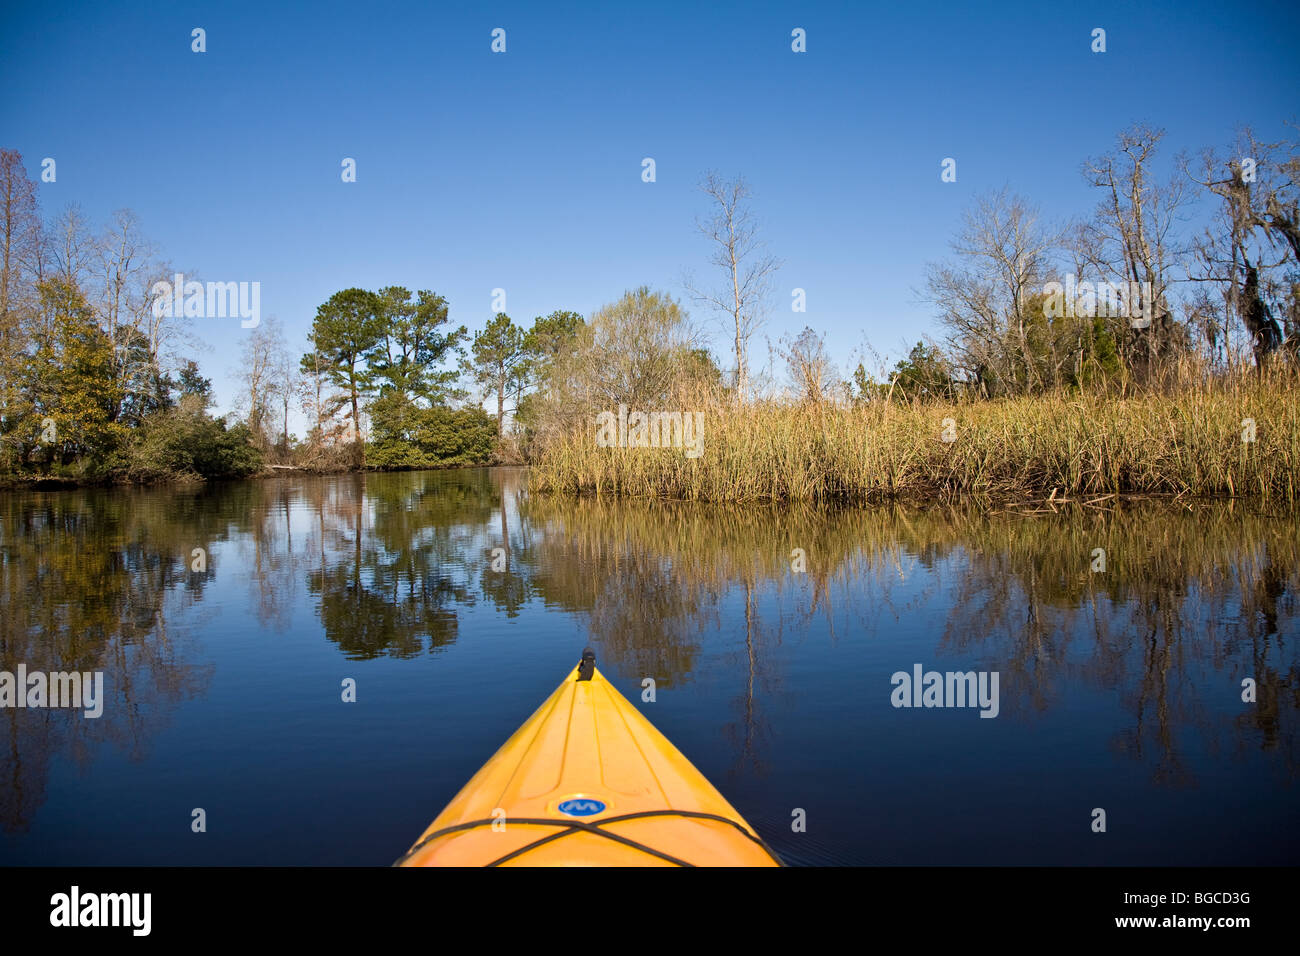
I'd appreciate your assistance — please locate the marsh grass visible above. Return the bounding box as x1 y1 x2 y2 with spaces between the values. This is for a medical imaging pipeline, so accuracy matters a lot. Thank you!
530 372 1299 503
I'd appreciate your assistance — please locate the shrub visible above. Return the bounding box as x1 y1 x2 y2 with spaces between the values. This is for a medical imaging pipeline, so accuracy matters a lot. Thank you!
110 408 264 482
367 405 496 469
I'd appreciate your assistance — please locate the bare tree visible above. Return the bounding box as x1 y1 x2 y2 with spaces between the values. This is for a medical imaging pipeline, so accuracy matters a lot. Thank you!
924 189 1060 394
49 203 94 291
0 153 39 369
236 317 287 448
93 209 175 419
0 151 39 326
0 151 41 468
272 344 302 456
19 203 96 344
1081 124 1191 375
1187 126 1299 367
685 172 781 402
779 327 835 404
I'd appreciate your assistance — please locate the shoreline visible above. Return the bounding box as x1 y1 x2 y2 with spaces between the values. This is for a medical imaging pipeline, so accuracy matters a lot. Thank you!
4 467 1295 514
0 458 511 491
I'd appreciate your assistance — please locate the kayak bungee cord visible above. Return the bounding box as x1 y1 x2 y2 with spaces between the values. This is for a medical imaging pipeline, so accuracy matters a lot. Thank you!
392 808 781 867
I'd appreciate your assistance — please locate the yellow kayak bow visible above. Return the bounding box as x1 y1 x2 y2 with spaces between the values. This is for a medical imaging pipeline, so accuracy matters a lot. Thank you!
396 648 781 866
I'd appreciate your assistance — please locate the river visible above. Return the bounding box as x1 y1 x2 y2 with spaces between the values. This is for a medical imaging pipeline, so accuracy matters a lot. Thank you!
1 467 1296 865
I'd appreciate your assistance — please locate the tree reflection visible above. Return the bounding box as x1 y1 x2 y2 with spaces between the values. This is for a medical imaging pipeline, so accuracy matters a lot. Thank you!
516 493 1300 786
2 471 1296 835
0 487 222 831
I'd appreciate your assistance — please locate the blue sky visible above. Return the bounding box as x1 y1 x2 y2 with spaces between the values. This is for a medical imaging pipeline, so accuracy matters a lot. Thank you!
2 0 1297 424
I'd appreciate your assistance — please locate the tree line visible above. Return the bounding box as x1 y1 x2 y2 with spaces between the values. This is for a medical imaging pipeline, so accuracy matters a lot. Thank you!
887 123 1299 402
0 148 588 480
3 123 1295 483
0 149 262 481
285 287 583 469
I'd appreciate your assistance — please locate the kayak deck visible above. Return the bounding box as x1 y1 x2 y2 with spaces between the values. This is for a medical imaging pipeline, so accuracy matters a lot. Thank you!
396 655 780 866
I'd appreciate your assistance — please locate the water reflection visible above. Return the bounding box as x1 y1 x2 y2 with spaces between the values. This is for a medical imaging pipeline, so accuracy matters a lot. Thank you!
1 468 1296 841
0 488 221 831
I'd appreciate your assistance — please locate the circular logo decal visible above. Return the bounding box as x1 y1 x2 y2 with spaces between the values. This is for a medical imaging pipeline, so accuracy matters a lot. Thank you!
557 797 607 817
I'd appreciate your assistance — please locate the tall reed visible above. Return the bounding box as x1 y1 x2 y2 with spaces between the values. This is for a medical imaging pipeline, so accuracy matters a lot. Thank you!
530 372 1299 504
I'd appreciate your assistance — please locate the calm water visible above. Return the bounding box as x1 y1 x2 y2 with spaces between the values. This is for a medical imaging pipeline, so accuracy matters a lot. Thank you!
1 467 1296 866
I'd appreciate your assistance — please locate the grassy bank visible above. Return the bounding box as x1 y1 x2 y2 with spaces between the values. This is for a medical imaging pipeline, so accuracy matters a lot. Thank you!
530 376 1300 504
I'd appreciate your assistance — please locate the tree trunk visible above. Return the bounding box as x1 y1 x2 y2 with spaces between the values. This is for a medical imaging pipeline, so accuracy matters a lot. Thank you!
732 243 745 399
497 379 505 436
350 385 363 467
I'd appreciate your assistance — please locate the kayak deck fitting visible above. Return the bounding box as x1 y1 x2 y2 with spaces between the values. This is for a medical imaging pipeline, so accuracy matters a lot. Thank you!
396 649 782 866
